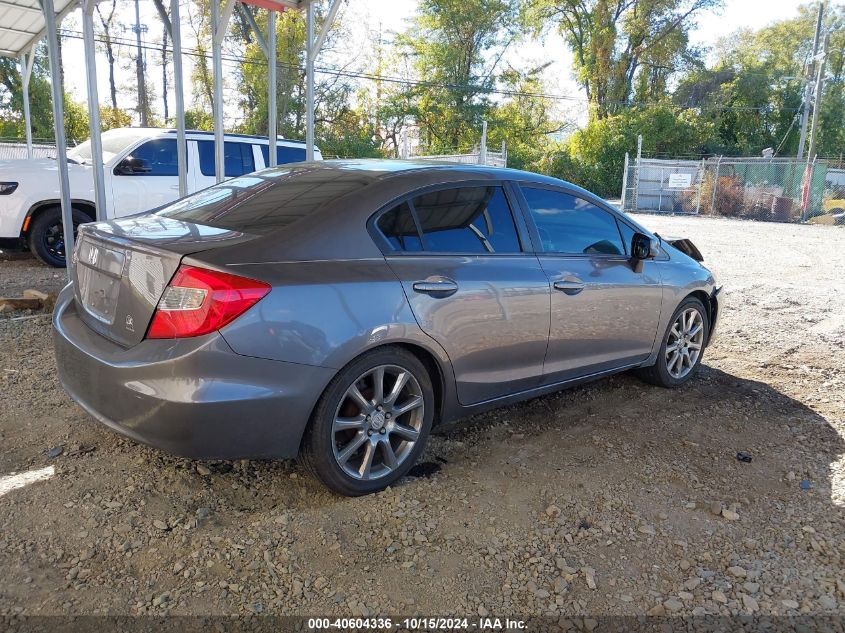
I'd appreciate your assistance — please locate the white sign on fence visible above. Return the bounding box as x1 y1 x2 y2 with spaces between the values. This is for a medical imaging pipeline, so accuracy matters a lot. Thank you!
667 173 692 188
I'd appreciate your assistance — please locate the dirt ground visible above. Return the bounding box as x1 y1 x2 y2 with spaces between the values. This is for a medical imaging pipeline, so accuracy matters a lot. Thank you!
0 215 843 622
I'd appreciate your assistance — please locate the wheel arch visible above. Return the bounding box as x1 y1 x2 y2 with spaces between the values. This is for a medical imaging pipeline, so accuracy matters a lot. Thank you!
297 340 452 455
22 199 97 237
684 289 715 345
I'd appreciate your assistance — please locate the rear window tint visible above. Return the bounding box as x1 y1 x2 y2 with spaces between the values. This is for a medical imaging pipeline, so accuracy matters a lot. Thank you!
377 185 521 254
197 140 256 177
154 167 370 235
260 144 307 166
378 202 423 252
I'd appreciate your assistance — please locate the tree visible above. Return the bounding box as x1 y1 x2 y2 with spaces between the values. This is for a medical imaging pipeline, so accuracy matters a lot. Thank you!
673 3 845 157
486 67 562 171
528 0 721 118
95 0 120 110
553 103 712 196
235 6 306 137
0 44 92 143
396 0 522 152
0 51 54 139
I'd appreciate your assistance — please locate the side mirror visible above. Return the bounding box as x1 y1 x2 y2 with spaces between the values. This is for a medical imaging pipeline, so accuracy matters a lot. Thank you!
114 156 152 175
631 232 659 260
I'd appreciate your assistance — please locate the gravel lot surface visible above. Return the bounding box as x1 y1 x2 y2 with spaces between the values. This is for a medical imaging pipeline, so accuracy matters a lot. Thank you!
1 215 843 622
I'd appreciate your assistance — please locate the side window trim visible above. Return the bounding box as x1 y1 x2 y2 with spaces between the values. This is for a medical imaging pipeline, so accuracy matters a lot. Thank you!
405 197 429 251
370 180 528 256
514 181 630 259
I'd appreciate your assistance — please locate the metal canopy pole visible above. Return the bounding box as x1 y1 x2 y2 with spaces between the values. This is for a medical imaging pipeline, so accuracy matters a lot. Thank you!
19 49 35 159
304 0 341 162
211 0 235 183
268 9 277 167
305 1 315 162
81 0 107 221
40 0 75 277
171 0 187 196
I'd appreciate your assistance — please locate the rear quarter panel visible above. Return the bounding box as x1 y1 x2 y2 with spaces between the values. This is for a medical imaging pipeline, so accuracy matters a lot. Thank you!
215 259 454 375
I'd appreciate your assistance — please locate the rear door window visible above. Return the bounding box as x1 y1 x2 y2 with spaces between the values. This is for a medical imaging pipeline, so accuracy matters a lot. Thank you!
521 187 624 256
260 144 308 166
377 202 423 252
197 140 256 177
379 185 521 254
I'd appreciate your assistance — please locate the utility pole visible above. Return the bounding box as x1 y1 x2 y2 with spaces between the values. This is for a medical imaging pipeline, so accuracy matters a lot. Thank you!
797 1 824 159
133 0 148 126
806 32 830 166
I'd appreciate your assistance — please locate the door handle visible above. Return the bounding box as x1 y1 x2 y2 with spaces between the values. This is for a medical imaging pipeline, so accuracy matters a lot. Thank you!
553 278 586 295
412 278 459 296
169 185 181 190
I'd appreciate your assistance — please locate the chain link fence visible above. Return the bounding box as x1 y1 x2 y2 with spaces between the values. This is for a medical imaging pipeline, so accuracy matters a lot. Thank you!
0 138 64 161
622 155 845 223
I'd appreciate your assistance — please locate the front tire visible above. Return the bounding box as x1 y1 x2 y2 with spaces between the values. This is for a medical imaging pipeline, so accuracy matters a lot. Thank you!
28 206 91 268
637 297 709 388
300 347 434 496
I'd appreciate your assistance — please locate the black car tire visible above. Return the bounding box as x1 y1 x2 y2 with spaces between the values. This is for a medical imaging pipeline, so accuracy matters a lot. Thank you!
28 206 91 268
636 296 709 388
300 346 434 496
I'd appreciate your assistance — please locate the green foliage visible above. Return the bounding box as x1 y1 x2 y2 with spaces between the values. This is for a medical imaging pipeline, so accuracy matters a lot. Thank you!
551 104 712 197
184 107 214 132
526 0 721 118
99 106 132 131
397 0 521 152
486 70 559 171
235 8 306 138
673 4 845 158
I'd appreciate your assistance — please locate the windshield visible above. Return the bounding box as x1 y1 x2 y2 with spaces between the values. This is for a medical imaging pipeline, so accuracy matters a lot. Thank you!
67 130 150 164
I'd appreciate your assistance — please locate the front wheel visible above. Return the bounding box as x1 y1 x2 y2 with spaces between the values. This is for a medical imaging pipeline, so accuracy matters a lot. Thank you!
300 347 434 496
636 297 709 388
28 207 91 268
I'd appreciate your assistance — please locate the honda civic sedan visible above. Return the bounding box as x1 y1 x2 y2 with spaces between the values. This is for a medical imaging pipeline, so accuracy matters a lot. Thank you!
53 160 719 496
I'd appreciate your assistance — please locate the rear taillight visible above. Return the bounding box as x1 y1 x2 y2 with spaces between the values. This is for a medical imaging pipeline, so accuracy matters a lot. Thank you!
146 265 270 339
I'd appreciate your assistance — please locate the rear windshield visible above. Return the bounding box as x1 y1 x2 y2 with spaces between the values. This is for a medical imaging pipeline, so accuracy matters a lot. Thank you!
154 166 369 235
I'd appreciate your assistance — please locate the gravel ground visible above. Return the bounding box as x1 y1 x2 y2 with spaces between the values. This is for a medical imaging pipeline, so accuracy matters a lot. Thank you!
0 215 843 621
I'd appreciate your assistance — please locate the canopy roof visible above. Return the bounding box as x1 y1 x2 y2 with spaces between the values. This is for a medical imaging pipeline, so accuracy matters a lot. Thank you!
0 0 305 59
0 0 79 58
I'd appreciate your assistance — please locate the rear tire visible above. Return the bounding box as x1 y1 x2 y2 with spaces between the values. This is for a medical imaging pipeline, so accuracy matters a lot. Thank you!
300 347 434 496
28 206 92 268
636 296 709 388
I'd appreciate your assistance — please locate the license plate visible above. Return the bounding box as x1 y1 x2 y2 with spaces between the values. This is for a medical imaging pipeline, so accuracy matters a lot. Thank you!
76 239 126 325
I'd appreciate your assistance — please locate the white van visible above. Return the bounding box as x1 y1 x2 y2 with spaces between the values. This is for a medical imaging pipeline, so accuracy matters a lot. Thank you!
0 128 322 266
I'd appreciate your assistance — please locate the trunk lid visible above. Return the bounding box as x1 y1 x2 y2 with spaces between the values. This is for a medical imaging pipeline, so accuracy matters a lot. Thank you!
72 215 254 347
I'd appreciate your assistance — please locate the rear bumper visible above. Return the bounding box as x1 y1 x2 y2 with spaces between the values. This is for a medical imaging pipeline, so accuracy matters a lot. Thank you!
52 286 335 459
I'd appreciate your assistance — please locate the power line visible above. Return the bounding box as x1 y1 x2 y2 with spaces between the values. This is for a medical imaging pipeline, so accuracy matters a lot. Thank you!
54 28 802 114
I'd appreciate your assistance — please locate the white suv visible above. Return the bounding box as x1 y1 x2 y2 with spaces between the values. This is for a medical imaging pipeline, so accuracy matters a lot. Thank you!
0 128 322 267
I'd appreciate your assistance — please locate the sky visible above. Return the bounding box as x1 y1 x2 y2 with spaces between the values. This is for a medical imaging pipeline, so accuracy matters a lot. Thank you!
55 0 824 137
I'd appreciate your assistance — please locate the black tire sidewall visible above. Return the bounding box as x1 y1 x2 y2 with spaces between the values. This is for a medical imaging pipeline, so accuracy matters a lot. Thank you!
303 347 434 496
28 207 90 268
655 297 709 387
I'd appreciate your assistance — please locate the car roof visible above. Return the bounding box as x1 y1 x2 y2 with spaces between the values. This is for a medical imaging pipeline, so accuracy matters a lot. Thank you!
99 127 313 147
284 158 597 199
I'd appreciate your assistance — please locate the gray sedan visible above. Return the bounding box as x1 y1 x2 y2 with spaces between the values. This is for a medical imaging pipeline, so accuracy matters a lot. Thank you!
53 160 720 496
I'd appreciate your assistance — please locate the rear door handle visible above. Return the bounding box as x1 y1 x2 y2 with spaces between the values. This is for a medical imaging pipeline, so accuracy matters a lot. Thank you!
412 278 458 296
553 278 586 295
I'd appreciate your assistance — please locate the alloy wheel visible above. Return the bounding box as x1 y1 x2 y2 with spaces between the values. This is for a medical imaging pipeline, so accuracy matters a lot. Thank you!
331 364 425 481
665 307 705 379
42 219 79 260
